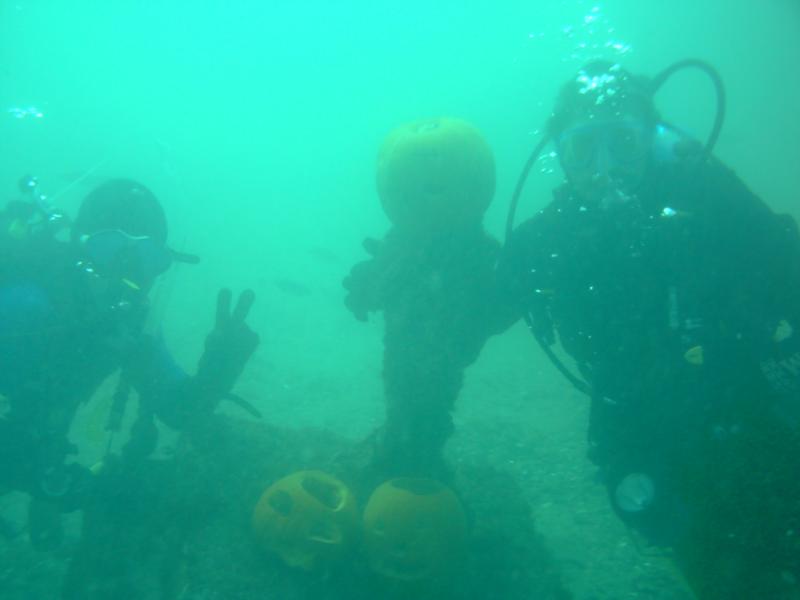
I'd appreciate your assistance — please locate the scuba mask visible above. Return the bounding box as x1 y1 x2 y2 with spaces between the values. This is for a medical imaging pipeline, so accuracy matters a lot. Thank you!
79 229 172 288
556 117 653 210
506 58 726 240
556 118 651 174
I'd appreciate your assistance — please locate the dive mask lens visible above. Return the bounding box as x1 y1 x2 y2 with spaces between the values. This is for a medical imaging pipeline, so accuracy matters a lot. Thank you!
557 127 597 171
606 122 649 166
557 119 650 172
134 237 173 279
81 229 172 283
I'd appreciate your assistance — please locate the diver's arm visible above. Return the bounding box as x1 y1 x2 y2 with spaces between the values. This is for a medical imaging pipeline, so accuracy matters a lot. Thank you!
698 161 800 392
120 331 188 459
698 161 799 320
128 331 187 400
492 216 556 338
130 289 259 434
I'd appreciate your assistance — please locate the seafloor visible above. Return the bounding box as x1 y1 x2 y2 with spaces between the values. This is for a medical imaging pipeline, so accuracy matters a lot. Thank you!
0 323 694 599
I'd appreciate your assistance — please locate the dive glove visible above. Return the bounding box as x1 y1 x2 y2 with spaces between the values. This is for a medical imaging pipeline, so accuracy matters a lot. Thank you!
194 288 259 408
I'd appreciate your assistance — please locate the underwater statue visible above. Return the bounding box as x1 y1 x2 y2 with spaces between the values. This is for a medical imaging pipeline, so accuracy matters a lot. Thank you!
343 116 501 479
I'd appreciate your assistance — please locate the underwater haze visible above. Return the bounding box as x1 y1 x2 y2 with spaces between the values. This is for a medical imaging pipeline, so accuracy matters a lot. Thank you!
1 0 798 392
1 1 799 598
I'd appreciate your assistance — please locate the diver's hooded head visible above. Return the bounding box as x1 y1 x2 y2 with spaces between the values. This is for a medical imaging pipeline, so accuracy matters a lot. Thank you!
73 179 171 289
73 179 167 244
548 61 658 138
549 61 660 209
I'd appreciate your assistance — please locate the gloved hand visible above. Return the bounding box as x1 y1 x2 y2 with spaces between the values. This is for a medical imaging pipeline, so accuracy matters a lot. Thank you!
194 289 259 408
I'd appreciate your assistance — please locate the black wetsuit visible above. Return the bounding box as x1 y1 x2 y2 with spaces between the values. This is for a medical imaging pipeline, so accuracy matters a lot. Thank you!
0 228 186 507
498 154 800 597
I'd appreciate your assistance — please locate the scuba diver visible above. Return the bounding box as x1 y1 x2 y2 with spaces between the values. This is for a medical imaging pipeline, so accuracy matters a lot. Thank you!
498 60 800 599
0 177 259 548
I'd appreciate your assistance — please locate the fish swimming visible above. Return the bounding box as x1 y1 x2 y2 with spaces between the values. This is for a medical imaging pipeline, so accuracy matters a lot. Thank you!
273 278 312 297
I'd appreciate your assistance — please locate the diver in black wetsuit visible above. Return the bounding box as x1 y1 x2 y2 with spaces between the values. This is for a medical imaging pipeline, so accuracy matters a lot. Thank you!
499 60 800 599
0 178 259 546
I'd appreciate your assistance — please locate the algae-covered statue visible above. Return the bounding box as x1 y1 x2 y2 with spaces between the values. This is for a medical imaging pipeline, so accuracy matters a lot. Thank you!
343 117 501 479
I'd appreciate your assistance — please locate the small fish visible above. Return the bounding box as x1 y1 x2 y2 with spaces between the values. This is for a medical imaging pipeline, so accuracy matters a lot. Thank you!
273 278 311 297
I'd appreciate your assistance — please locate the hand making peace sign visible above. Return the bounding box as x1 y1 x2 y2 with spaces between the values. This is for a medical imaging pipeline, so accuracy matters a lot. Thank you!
195 289 260 401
